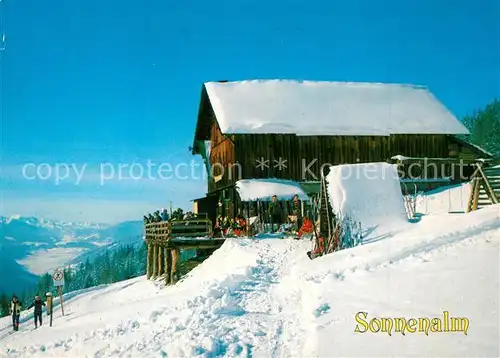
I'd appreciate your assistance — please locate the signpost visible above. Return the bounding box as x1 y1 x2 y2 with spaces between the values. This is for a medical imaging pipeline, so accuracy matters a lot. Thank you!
52 268 65 316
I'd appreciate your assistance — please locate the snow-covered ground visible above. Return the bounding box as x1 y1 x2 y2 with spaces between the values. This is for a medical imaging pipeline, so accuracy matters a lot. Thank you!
1 191 498 357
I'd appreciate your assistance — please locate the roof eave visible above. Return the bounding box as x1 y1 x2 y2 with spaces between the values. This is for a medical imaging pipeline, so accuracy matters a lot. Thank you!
191 84 207 156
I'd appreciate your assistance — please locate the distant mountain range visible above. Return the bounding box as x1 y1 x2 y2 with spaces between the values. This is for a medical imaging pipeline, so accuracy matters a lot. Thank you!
0 216 143 294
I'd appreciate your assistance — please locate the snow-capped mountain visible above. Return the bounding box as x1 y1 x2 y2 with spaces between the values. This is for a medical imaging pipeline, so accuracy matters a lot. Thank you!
0 216 143 293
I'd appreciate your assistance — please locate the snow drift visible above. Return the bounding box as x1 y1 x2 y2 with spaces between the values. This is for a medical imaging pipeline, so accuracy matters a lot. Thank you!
326 162 409 235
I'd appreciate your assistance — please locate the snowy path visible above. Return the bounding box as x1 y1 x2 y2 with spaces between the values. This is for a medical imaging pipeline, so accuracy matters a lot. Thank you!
0 239 317 357
1 205 499 357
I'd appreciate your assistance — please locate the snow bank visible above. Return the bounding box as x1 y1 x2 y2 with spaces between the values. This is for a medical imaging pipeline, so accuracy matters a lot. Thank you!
326 162 409 235
300 207 500 357
204 80 469 136
235 178 309 201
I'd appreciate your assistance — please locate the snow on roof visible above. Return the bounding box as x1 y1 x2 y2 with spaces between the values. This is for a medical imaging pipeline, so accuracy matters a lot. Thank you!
204 80 469 136
235 178 309 202
326 162 409 233
464 141 494 157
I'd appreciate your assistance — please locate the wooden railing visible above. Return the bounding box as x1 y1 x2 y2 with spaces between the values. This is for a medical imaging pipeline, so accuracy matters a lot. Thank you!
144 214 212 242
144 215 219 285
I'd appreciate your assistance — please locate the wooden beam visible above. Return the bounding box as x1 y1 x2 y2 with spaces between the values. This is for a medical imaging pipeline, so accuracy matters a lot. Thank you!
171 248 180 284
164 248 171 284
168 239 225 246
146 242 153 280
168 243 224 250
167 239 225 250
151 244 158 279
472 178 481 211
158 245 164 276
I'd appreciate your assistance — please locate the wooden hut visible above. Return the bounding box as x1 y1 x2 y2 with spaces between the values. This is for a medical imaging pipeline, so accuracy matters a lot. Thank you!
191 79 491 220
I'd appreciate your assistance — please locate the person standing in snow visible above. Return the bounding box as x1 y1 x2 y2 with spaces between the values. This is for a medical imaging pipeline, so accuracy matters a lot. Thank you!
9 295 22 331
27 295 46 328
268 195 284 232
290 194 302 232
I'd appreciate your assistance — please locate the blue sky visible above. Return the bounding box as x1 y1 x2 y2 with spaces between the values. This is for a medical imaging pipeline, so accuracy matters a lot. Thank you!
1 0 498 223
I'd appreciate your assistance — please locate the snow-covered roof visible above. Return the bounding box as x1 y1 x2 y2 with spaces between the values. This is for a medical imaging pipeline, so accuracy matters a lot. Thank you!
204 80 469 136
235 178 309 202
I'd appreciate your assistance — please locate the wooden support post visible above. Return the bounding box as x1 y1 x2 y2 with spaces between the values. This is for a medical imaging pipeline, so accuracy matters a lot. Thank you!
158 245 164 276
146 242 153 279
171 248 180 284
472 178 481 211
58 286 65 316
164 247 170 283
165 249 173 284
152 244 158 279
466 178 477 213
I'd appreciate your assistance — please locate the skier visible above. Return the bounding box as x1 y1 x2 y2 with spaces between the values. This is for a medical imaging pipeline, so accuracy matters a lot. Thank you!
9 295 22 331
27 295 46 328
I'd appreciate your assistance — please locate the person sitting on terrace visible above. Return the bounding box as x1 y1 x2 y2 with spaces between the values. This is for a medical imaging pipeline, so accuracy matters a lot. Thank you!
213 215 224 237
298 216 314 239
234 214 246 236
171 208 184 220
153 211 162 222
222 216 231 235
231 217 241 236
183 211 195 220
160 208 169 221
291 194 302 231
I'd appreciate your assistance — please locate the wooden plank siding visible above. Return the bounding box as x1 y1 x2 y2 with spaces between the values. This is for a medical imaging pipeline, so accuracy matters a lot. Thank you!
208 123 235 192
204 131 457 194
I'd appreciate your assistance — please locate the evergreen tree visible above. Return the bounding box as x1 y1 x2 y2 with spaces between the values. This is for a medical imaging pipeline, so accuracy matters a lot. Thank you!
0 241 150 310
461 99 500 157
0 293 9 317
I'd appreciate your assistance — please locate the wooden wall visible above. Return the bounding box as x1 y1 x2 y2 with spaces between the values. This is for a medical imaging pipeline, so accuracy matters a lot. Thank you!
229 134 450 183
207 122 235 193
204 126 481 193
